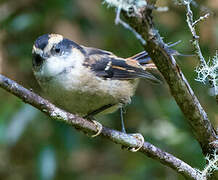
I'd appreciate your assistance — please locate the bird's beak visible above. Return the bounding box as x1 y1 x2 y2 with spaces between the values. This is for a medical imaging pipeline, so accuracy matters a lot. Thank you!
32 52 45 68
32 45 47 68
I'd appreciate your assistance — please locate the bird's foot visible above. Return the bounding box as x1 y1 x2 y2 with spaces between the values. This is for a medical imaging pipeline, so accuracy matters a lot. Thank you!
84 114 103 138
90 120 103 138
128 133 144 152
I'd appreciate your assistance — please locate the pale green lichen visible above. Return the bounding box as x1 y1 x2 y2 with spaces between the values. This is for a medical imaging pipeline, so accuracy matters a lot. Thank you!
195 52 218 95
174 0 192 5
200 150 218 179
103 0 147 14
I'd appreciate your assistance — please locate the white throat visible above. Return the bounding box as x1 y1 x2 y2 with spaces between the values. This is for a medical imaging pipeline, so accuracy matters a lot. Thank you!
34 48 85 81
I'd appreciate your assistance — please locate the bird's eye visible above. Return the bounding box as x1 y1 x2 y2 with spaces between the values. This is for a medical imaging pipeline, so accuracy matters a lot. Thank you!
55 47 61 53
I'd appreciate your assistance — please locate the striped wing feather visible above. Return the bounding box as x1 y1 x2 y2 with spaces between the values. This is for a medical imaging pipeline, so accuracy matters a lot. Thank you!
83 47 161 84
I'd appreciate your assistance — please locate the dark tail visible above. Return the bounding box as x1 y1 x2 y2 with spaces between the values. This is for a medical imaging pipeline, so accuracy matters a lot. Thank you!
129 51 163 84
129 51 152 65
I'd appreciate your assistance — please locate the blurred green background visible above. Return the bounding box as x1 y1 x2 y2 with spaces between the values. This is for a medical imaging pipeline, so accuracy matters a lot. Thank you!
0 0 217 179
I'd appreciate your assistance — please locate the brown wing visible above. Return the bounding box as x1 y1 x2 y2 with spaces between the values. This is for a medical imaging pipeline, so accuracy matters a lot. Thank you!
83 47 161 83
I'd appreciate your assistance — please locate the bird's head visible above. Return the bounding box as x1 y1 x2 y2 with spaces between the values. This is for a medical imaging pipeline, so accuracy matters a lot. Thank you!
32 34 85 80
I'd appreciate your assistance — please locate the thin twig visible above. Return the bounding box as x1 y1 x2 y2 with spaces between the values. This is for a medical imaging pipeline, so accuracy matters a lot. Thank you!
115 5 146 45
185 2 208 65
0 74 201 179
183 1 218 106
192 13 210 27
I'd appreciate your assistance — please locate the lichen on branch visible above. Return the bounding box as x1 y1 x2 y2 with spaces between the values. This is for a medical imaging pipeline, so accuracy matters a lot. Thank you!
195 52 218 95
200 150 218 179
175 0 218 99
103 0 147 13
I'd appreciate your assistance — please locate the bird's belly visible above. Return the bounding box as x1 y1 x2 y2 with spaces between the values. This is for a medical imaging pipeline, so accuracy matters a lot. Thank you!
50 89 120 116
40 71 138 116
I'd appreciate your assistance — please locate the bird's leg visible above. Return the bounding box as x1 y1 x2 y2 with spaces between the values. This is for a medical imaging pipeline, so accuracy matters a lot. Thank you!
84 104 114 119
120 107 126 133
85 105 144 151
84 104 115 137
120 107 144 152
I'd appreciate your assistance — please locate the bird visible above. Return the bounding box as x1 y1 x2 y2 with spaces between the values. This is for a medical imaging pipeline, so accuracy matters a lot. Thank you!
32 33 161 151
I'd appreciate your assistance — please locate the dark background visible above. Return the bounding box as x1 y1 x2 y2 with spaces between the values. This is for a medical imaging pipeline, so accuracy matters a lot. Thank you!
0 0 217 179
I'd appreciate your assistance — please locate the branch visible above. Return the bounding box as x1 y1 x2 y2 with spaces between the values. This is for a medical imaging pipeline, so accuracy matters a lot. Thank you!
120 6 217 154
0 74 202 179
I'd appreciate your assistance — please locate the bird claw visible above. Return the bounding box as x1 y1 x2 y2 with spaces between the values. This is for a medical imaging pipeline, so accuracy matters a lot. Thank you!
129 133 144 152
90 120 103 138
